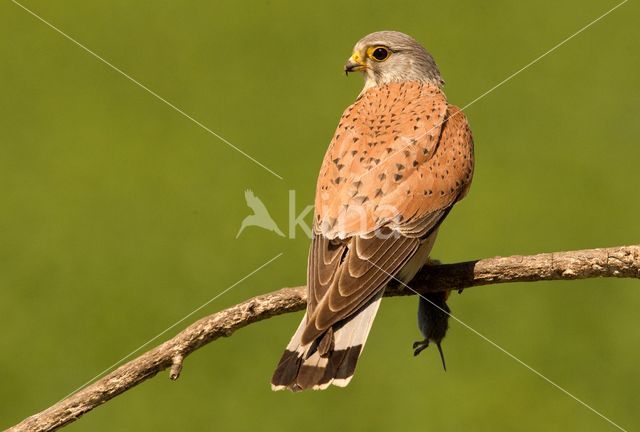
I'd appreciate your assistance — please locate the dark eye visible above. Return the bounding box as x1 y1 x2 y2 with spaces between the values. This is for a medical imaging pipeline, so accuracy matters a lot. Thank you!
371 47 390 61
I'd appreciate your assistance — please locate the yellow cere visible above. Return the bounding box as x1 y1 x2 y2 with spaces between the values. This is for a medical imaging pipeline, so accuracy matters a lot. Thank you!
350 51 365 65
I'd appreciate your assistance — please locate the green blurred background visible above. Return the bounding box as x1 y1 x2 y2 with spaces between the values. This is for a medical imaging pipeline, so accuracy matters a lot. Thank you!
1 0 639 430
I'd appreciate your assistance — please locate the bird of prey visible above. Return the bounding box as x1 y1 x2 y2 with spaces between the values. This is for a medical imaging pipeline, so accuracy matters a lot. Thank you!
236 189 284 238
271 31 474 391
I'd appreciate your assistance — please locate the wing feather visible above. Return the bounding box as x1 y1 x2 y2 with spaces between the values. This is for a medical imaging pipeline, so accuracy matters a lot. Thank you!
302 81 474 352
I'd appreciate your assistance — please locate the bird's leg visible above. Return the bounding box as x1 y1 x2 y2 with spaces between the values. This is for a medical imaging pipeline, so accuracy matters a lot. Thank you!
425 257 441 267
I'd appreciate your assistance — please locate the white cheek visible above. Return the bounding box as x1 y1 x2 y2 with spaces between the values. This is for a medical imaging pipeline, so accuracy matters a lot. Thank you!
362 71 377 91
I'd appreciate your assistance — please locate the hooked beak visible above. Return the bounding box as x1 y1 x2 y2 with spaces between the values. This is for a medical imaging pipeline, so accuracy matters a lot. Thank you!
344 52 366 75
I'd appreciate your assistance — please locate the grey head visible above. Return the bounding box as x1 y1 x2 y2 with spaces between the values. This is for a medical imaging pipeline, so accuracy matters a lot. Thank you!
344 31 443 91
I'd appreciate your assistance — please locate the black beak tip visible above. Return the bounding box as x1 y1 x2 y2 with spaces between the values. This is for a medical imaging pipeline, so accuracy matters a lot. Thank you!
344 62 360 76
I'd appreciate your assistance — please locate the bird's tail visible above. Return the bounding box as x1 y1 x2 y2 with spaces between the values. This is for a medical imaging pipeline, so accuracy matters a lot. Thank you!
271 292 383 391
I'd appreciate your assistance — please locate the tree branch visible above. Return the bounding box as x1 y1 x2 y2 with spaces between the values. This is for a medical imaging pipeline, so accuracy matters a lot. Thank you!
7 245 639 432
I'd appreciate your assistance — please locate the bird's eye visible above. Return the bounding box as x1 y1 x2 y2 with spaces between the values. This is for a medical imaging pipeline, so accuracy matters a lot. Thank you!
368 46 390 62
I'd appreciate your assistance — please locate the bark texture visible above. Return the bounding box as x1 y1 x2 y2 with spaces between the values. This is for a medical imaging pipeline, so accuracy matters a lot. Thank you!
7 245 639 432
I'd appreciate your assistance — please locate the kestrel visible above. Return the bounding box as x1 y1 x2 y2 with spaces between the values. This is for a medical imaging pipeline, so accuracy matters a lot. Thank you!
271 31 474 391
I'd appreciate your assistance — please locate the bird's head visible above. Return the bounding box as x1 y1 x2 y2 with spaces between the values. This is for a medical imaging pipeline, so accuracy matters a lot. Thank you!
344 31 443 90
